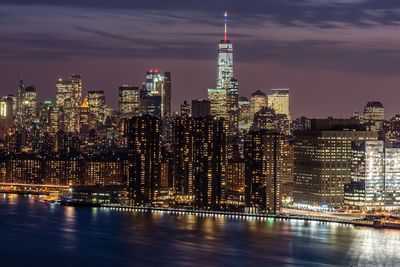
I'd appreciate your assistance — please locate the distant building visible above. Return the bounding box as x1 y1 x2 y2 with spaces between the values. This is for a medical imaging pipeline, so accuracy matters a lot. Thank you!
0 96 14 138
227 78 239 135
238 97 251 133
56 75 82 134
180 101 191 117
142 70 171 118
250 90 267 122
216 12 234 89
80 98 90 135
268 88 290 121
88 90 106 124
363 101 384 131
118 85 140 117
191 99 210 118
22 86 37 128
208 88 228 119
383 114 400 145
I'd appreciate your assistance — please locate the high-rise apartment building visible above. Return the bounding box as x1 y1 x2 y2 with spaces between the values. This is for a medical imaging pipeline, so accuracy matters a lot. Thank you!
245 130 288 213
172 116 193 196
172 116 227 209
127 115 162 205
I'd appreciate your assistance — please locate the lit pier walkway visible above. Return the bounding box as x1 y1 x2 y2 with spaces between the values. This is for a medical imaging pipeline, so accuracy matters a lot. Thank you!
0 183 70 195
101 205 360 226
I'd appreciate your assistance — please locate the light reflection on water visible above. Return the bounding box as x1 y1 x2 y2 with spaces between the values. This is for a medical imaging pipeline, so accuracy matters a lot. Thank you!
0 195 399 267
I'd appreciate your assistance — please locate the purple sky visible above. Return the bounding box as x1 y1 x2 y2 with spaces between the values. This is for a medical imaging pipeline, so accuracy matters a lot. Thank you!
1 0 400 119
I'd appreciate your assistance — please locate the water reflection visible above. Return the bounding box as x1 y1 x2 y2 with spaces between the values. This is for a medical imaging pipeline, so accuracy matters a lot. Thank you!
0 196 399 266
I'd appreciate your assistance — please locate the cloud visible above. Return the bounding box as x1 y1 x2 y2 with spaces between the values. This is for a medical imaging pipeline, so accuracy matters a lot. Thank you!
1 1 400 75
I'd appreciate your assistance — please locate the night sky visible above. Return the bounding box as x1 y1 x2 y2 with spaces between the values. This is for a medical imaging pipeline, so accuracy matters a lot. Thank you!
1 0 400 118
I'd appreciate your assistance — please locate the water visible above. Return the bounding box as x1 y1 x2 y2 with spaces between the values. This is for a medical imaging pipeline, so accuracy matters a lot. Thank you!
0 195 399 267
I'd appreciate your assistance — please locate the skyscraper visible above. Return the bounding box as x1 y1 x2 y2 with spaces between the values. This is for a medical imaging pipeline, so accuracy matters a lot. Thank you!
15 80 25 127
127 115 161 205
172 116 193 196
22 86 37 128
88 90 106 124
56 75 82 134
118 85 140 117
208 88 228 119
250 90 267 122
142 70 171 118
0 96 14 139
209 13 237 122
227 78 239 135
172 116 227 209
80 98 90 135
268 89 290 121
216 12 233 89
180 101 191 117
238 97 251 133
244 130 288 214
363 101 384 131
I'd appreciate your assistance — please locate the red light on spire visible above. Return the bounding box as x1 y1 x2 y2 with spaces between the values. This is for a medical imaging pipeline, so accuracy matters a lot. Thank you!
224 12 228 42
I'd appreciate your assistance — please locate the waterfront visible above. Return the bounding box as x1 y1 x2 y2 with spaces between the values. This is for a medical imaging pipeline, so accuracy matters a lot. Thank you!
1 195 400 266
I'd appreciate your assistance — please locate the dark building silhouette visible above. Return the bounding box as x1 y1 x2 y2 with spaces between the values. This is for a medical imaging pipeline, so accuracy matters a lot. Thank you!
127 115 161 205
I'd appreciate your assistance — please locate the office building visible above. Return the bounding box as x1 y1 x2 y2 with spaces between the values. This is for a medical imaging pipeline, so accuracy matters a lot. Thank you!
238 97 251 133
56 75 82 134
363 101 384 131
250 90 267 122
88 90 106 125
119 86 140 117
293 119 378 210
345 141 400 210
268 88 290 121
0 96 14 138
216 12 234 89
142 70 171 118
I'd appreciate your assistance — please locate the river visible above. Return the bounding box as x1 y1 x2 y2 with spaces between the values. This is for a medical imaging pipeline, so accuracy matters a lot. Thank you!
0 195 399 266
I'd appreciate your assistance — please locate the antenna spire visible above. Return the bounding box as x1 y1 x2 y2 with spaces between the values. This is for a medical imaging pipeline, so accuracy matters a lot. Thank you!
224 12 228 42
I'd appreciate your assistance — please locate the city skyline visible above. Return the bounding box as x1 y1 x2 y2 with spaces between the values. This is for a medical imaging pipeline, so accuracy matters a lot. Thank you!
2 1 400 118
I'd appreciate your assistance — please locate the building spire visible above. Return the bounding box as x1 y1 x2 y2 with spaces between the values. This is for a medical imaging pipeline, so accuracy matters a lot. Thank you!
224 11 228 42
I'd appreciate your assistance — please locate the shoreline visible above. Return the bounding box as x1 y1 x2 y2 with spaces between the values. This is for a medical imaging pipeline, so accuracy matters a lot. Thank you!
3 193 394 230
99 204 379 228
